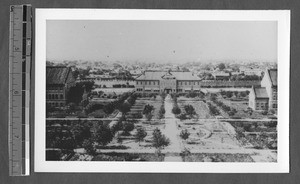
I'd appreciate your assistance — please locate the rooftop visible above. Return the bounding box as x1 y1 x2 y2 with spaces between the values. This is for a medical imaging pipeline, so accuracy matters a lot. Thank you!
253 87 269 99
136 71 200 81
267 69 277 87
46 66 72 85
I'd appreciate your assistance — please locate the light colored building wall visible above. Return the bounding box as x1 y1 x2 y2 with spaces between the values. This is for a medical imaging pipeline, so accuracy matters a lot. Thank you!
261 71 277 110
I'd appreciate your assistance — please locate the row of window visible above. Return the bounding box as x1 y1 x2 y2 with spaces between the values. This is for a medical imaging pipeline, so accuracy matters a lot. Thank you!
178 81 200 86
47 94 64 99
136 81 159 85
136 81 201 86
47 102 65 107
136 88 198 93
256 102 268 109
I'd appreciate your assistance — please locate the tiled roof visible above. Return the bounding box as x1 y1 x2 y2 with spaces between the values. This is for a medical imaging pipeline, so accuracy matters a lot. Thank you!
268 69 277 87
46 66 72 85
136 71 200 80
253 87 269 99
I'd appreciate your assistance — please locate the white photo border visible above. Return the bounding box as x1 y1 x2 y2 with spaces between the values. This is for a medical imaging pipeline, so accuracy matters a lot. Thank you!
35 9 290 173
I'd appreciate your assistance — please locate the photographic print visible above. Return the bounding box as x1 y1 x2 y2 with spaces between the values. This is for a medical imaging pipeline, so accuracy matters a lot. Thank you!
35 9 290 172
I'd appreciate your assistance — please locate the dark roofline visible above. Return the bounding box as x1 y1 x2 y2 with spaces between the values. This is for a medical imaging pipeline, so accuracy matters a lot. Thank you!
267 69 277 87
252 86 269 99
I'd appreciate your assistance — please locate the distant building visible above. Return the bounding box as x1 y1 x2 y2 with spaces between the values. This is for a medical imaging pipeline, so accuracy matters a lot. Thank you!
249 68 277 111
212 72 230 80
135 70 202 93
46 66 76 107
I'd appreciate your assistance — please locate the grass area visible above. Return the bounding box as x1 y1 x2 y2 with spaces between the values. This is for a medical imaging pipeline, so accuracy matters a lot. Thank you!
92 152 164 161
177 98 212 119
220 98 268 119
182 153 254 162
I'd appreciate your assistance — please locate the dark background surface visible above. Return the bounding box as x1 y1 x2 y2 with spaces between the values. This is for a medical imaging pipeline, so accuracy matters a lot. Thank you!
0 0 298 184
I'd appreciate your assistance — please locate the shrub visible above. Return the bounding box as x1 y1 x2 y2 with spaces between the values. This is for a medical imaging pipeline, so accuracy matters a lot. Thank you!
178 113 188 120
123 122 135 135
172 105 181 115
143 104 154 114
152 128 170 149
103 103 115 114
95 123 114 146
82 139 96 156
135 127 147 145
145 113 153 121
184 105 196 116
262 110 268 115
180 129 190 140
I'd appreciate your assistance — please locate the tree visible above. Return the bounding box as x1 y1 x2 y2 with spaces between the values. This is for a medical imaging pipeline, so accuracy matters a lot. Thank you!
123 121 135 135
158 105 165 119
146 112 153 122
180 129 190 140
103 103 115 114
71 123 91 147
226 91 233 98
135 127 147 146
143 104 154 115
184 105 196 116
152 128 170 150
218 63 226 70
119 101 131 116
172 105 181 114
95 123 114 146
82 139 96 156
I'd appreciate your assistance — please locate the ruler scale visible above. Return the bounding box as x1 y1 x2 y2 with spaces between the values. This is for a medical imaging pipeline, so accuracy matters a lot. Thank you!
9 4 32 176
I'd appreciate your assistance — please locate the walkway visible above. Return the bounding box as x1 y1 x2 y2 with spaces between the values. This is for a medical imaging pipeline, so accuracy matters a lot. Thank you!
162 94 183 161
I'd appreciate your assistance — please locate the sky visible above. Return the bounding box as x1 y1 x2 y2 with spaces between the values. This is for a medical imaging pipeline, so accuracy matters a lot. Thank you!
46 20 277 63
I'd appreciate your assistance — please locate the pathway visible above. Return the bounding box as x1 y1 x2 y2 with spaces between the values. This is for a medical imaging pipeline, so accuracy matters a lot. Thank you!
162 94 183 161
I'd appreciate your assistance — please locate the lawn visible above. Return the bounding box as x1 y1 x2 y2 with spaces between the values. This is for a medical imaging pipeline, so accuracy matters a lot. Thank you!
177 97 212 119
182 153 254 162
92 152 164 161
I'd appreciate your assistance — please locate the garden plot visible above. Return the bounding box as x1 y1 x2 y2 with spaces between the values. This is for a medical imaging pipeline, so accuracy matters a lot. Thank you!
177 120 241 151
104 120 166 153
221 99 268 119
182 153 254 162
177 99 212 119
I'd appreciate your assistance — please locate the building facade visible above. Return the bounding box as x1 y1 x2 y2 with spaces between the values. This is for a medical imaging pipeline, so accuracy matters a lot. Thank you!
135 70 202 93
248 86 269 110
46 66 76 107
249 68 277 111
261 69 277 110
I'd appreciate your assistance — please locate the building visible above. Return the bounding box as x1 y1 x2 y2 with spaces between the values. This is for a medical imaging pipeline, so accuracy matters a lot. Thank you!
248 68 277 111
46 66 76 107
135 70 202 93
248 86 269 110
212 72 230 80
261 68 277 110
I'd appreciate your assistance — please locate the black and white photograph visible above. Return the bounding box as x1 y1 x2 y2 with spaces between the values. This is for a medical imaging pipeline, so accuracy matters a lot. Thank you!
35 9 290 172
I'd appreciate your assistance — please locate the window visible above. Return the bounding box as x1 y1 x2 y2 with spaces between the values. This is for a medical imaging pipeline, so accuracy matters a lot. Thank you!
145 81 147 85
149 81 151 85
60 94 64 99
189 82 191 85
273 104 277 108
185 82 187 85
